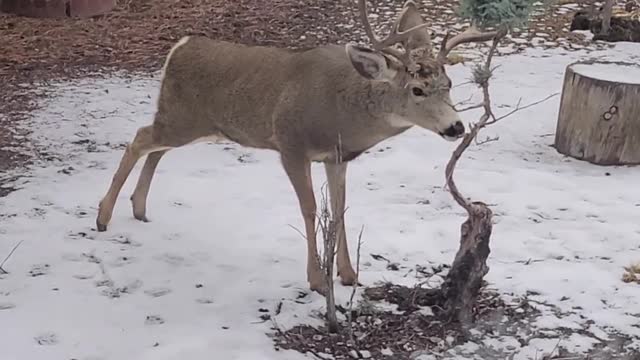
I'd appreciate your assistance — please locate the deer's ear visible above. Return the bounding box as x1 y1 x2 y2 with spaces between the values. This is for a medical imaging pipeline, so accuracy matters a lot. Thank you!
397 1 432 54
345 44 397 81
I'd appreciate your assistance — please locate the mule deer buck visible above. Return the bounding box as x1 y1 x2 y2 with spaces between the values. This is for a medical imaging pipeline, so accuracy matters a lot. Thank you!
95 0 497 294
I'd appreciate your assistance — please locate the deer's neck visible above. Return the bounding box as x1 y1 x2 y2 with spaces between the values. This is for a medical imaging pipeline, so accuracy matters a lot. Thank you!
323 77 413 160
343 77 412 132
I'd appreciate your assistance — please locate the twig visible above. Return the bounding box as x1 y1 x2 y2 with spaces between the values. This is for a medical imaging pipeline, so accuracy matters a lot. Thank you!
287 224 307 241
541 338 563 360
456 102 485 112
454 80 475 88
0 240 24 274
485 93 559 125
475 134 500 145
453 93 475 107
348 225 365 343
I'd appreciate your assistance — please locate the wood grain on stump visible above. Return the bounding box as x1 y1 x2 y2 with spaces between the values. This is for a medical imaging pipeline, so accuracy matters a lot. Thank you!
555 61 640 165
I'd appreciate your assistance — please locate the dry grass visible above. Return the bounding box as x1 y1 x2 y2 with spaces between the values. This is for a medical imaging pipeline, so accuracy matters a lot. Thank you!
622 263 640 284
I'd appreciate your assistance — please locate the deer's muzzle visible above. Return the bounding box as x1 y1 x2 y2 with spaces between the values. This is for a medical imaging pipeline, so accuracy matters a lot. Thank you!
440 120 465 141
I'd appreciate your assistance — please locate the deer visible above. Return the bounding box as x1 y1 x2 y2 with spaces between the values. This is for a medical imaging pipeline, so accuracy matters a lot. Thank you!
95 0 498 294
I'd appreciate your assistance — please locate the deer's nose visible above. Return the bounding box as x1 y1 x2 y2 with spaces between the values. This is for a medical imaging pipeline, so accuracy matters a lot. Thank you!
443 121 465 138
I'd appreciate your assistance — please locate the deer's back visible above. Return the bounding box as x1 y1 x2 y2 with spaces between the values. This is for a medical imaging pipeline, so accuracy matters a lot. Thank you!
155 36 397 157
156 36 298 149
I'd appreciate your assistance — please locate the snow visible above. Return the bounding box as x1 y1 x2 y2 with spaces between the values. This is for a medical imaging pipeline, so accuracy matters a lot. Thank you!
572 62 640 84
1 43 640 360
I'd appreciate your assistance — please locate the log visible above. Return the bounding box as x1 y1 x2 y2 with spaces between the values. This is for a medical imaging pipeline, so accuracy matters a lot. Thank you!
554 61 640 165
441 202 492 324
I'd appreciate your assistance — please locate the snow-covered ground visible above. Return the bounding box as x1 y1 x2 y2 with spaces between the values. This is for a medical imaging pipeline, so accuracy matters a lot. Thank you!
1 43 640 360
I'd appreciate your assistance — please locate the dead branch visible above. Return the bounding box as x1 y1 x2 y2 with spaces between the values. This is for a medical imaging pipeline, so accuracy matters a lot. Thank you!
475 134 500 145
456 102 485 113
486 93 559 126
453 93 476 107
348 225 364 342
443 31 502 210
0 240 24 274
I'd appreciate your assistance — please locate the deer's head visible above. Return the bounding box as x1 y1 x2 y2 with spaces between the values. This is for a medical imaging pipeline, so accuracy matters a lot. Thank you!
346 0 497 141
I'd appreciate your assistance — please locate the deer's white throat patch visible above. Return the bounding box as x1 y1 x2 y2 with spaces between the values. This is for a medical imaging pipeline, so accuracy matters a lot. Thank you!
386 114 414 128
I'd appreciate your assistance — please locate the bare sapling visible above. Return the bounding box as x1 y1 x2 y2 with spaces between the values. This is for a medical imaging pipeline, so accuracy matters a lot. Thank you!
439 30 504 324
347 227 364 343
318 182 340 333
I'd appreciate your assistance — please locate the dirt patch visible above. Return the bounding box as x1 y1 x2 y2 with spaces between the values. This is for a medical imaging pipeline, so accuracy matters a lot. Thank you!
272 284 534 359
271 282 640 359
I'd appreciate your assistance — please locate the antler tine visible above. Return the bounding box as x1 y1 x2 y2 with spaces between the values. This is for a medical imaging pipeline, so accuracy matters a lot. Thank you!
357 0 430 62
436 27 499 63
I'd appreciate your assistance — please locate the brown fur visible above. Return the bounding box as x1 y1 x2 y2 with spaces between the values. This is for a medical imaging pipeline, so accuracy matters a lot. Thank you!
95 0 466 294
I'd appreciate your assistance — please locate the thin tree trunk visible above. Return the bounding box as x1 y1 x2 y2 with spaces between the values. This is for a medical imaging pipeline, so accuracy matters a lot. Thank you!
601 0 615 34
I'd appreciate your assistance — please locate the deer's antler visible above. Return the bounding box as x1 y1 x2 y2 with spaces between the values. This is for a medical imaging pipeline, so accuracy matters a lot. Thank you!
436 26 502 63
357 0 431 65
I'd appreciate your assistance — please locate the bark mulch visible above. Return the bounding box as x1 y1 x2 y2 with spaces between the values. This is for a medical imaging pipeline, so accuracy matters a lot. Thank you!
0 0 357 196
271 282 640 359
272 283 539 359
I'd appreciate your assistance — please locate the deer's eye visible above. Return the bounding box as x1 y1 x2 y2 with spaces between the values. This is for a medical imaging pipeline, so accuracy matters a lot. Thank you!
412 87 425 97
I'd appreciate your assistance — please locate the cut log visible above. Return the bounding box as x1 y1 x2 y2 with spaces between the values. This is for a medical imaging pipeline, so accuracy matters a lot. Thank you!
554 61 640 165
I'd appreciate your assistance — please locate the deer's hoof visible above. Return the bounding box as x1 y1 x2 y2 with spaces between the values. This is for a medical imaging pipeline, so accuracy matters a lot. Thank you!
340 277 363 287
96 220 107 232
310 283 328 296
133 213 149 223
338 268 358 286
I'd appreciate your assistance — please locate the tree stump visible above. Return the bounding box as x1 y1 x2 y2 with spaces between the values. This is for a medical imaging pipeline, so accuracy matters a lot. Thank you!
554 61 640 165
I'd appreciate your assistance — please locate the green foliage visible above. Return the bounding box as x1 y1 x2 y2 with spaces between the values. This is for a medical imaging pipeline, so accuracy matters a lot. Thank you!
457 0 537 29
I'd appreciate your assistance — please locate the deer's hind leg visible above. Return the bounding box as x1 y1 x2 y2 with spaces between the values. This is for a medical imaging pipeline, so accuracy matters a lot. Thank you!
96 125 172 232
130 149 169 222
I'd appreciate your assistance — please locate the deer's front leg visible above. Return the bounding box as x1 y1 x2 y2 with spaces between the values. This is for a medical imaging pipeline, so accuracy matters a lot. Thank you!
281 153 326 295
325 161 358 286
